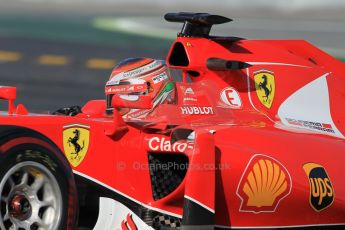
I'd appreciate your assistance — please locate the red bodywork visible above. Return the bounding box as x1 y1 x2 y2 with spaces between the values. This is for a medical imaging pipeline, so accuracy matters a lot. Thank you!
0 19 344 229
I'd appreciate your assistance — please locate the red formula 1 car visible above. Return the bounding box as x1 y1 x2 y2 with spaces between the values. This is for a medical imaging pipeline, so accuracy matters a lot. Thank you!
0 12 344 230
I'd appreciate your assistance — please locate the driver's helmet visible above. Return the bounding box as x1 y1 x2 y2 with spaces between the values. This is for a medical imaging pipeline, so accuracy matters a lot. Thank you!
105 57 175 119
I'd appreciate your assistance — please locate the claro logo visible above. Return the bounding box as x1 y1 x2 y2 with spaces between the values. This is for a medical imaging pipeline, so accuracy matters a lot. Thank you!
148 137 193 153
303 163 334 212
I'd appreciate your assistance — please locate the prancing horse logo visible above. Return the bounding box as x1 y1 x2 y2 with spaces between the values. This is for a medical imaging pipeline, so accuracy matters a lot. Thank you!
258 75 272 102
63 124 90 167
67 129 85 157
254 70 275 109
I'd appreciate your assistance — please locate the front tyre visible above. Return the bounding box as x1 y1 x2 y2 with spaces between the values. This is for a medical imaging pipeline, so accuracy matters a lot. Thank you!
0 137 78 230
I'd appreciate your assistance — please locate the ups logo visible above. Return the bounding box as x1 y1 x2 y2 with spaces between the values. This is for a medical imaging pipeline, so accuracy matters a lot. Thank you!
303 163 334 212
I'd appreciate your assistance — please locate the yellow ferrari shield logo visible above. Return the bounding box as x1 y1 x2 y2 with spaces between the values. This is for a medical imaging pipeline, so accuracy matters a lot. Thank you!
63 124 90 167
254 70 275 109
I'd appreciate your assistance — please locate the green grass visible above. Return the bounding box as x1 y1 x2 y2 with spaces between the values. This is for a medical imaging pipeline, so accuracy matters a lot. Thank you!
0 15 170 51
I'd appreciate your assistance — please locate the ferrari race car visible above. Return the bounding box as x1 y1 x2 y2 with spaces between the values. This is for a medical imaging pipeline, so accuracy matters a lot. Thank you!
0 12 344 230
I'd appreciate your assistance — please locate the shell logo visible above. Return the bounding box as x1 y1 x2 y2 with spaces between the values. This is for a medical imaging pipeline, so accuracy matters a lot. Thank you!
237 154 292 213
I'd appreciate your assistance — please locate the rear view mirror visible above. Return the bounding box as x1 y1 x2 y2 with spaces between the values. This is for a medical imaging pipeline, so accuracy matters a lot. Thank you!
0 86 16 100
112 95 153 109
0 86 16 114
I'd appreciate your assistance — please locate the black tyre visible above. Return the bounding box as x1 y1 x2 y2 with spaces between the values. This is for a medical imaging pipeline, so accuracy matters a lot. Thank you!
0 135 78 230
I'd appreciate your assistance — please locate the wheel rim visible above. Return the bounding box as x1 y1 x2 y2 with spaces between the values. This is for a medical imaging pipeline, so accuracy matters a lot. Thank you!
0 161 63 230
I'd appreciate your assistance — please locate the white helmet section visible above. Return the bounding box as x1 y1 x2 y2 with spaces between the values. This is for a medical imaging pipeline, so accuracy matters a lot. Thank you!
94 197 154 230
106 60 164 86
278 73 344 139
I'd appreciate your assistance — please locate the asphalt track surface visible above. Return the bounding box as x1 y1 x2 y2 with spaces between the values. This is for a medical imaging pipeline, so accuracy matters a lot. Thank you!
0 15 170 112
0 36 169 112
